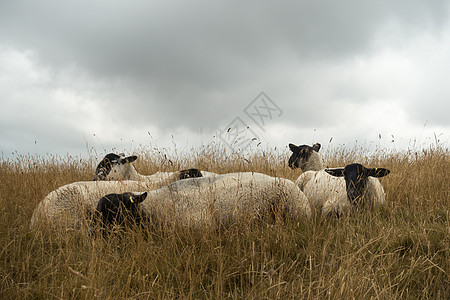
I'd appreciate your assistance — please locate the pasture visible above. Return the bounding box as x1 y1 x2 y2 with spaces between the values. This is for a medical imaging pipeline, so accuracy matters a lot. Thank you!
0 145 448 299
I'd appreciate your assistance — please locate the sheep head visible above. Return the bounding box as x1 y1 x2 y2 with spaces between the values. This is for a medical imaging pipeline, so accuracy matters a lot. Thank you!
94 192 148 231
288 143 321 170
93 153 138 181
325 163 390 205
178 168 203 180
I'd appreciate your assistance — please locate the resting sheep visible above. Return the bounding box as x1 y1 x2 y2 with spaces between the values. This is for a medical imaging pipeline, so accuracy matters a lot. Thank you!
30 180 152 229
93 153 214 182
132 172 311 228
289 143 390 216
33 172 311 230
31 154 210 230
90 192 148 234
323 163 390 212
297 163 390 216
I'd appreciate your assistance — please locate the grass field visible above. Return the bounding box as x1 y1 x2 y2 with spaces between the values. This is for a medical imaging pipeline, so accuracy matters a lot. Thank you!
0 145 448 299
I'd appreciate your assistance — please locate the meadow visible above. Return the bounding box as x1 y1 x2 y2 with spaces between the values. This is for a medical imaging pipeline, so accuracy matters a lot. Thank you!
0 144 448 299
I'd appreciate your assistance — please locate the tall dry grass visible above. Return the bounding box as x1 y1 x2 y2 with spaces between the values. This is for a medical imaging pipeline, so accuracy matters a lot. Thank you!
0 146 448 299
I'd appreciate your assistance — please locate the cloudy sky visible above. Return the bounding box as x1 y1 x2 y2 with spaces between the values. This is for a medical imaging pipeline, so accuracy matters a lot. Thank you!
1 0 449 159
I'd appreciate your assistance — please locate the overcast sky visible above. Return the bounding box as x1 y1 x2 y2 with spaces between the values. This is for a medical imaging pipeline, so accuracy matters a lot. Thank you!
1 0 449 159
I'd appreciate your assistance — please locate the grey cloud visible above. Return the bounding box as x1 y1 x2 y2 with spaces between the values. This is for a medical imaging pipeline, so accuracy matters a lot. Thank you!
1 0 449 156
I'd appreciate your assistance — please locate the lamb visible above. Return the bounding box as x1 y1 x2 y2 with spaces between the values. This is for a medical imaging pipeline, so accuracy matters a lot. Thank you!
288 143 390 216
33 172 311 230
93 153 214 182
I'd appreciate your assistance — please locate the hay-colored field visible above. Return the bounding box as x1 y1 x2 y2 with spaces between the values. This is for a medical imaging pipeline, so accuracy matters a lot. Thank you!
0 145 448 299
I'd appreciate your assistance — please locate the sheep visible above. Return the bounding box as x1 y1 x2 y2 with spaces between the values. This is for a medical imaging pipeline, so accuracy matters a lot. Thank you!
288 142 342 214
32 172 311 230
323 163 390 211
31 154 210 230
30 180 152 229
129 172 311 228
90 192 148 234
93 152 214 182
297 163 390 216
288 143 323 171
288 143 390 216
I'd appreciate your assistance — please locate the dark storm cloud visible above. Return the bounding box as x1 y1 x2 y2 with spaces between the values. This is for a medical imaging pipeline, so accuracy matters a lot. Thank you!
1 0 449 156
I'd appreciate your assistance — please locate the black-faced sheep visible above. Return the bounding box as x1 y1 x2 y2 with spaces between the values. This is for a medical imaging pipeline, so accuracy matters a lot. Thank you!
90 192 148 234
30 180 151 229
288 143 390 216
32 172 311 230
288 143 323 171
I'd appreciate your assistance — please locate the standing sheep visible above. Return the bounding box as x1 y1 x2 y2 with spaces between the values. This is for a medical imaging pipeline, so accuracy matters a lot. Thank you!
93 153 213 182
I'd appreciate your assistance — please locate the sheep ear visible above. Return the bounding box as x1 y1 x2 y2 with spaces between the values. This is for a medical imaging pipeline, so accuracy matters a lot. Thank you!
122 155 138 164
325 168 345 177
367 168 390 178
136 192 147 203
312 143 321 152
289 143 299 152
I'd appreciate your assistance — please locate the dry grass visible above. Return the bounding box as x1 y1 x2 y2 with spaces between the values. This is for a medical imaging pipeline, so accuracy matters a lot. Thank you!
0 146 448 299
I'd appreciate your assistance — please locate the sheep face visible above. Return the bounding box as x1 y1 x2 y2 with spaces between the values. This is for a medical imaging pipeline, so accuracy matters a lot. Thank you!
325 163 390 205
93 153 138 181
94 192 148 229
178 168 203 180
288 143 321 169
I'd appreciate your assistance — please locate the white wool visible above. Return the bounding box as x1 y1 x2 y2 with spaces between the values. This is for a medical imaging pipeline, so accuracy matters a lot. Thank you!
30 180 153 229
31 172 311 230
303 151 324 172
141 172 311 228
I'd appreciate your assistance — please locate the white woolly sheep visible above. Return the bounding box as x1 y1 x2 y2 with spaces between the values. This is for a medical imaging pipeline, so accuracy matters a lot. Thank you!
30 180 152 229
288 142 342 214
31 154 211 230
131 172 311 228
93 153 214 182
32 172 311 230
288 143 390 216
297 163 390 216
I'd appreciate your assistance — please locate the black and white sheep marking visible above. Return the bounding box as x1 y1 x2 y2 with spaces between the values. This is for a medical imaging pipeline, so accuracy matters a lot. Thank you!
93 153 207 182
325 163 390 208
288 142 391 216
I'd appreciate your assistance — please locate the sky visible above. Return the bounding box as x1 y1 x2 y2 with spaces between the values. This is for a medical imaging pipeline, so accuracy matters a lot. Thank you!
1 0 449 160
